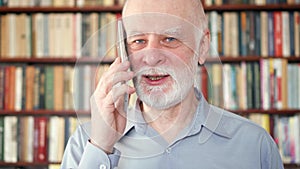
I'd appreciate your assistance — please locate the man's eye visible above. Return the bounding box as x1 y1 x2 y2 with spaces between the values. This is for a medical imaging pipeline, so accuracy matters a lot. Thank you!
165 37 177 43
133 39 146 44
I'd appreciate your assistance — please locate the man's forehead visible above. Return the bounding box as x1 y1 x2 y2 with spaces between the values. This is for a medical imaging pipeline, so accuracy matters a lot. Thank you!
123 0 200 25
122 13 200 37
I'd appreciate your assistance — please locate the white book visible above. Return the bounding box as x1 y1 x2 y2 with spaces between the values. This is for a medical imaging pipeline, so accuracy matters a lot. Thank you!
54 14 63 57
25 14 32 57
240 62 247 109
4 116 18 162
222 64 231 109
205 0 212 6
48 14 55 57
34 13 45 58
209 12 218 57
26 116 34 162
40 0 53 6
8 14 16 58
103 0 114 6
292 115 300 163
61 14 73 57
14 67 23 111
90 13 99 58
75 13 82 58
8 0 19 7
255 0 266 5
231 13 239 57
223 12 231 56
282 12 290 57
260 12 268 57
261 60 270 110
76 0 84 7
48 117 58 162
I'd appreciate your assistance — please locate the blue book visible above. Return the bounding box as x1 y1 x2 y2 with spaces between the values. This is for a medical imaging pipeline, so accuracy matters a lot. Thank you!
289 12 295 56
255 12 261 56
268 12 274 57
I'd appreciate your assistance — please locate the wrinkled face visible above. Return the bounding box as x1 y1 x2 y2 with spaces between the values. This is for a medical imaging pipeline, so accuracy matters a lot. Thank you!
123 14 203 109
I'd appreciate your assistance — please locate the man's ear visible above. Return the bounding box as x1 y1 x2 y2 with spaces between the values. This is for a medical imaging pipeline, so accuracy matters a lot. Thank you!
197 29 210 65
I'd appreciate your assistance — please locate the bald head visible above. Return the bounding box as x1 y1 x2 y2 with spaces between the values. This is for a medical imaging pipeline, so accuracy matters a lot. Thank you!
122 0 207 31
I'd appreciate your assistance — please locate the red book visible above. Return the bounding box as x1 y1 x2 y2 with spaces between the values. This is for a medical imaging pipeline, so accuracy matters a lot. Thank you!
34 117 48 162
4 66 10 110
273 12 283 57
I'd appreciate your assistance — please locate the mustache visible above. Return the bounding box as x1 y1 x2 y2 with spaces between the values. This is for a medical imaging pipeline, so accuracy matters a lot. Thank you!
134 67 176 78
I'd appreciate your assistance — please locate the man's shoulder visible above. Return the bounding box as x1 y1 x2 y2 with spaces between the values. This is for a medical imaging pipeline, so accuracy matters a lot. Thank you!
211 105 270 139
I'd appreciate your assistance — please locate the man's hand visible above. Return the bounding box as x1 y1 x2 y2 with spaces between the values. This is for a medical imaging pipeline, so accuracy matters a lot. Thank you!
90 57 135 153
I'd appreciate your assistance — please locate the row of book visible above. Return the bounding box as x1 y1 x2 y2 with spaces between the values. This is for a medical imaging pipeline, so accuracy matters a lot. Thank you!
0 64 110 111
208 11 300 57
200 59 300 110
0 116 79 163
248 113 300 164
0 13 119 59
0 0 125 7
205 0 300 5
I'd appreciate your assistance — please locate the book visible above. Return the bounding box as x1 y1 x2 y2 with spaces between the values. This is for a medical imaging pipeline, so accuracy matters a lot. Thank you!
34 117 48 162
4 116 18 162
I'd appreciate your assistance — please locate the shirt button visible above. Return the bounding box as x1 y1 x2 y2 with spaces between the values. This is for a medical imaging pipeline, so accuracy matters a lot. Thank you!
166 147 172 153
99 164 106 169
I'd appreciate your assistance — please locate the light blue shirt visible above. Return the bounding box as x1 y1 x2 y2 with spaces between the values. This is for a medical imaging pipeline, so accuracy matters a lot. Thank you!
61 91 284 169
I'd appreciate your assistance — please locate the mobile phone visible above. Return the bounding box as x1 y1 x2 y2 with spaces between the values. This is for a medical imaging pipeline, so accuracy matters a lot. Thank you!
117 20 129 112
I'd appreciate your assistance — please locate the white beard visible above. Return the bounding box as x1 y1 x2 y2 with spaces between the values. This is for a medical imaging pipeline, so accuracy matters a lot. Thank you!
133 64 195 110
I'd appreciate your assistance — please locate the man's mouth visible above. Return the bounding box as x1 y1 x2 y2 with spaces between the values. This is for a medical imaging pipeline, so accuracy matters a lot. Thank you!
142 74 170 85
145 75 169 81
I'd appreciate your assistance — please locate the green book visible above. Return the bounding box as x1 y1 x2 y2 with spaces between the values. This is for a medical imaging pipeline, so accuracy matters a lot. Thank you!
45 66 54 110
0 117 4 161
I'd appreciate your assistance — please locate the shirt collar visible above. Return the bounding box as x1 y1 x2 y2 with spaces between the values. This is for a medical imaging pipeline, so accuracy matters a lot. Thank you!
122 89 233 141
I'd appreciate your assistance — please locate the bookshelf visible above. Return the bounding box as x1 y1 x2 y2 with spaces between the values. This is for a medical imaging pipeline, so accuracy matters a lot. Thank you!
0 1 299 169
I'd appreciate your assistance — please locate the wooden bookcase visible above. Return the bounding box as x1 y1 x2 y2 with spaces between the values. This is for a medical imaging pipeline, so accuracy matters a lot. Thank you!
0 2 300 169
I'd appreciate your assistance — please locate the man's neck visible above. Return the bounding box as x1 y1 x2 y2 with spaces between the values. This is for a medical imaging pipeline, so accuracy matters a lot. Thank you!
141 89 199 143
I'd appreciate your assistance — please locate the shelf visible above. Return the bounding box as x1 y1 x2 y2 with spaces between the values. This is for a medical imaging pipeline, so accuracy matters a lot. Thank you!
0 6 123 13
285 163 300 169
0 161 60 167
204 4 300 11
228 109 300 115
0 4 299 13
2 56 300 64
0 162 297 168
0 57 114 64
0 110 89 116
0 109 299 116
205 56 300 63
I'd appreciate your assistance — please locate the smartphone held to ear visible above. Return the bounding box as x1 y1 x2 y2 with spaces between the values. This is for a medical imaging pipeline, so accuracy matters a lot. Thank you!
117 20 130 112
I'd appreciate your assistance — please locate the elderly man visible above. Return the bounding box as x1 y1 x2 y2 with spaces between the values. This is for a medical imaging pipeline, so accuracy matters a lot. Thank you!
61 0 284 168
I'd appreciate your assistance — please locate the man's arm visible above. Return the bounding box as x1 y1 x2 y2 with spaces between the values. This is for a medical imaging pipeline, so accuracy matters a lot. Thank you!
260 132 284 169
60 124 120 169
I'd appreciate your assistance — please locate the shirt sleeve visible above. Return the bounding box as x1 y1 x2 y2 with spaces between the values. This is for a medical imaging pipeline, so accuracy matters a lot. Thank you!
260 132 284 169
60 124 120 169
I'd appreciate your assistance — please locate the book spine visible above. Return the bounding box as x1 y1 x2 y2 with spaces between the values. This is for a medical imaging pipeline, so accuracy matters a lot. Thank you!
273 11 283 57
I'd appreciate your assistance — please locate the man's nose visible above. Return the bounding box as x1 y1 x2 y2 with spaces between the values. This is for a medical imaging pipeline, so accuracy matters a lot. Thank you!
142 35 166 66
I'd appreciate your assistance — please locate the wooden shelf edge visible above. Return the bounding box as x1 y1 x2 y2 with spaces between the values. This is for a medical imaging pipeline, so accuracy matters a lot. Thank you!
0 110 90 116
0 109 299 116
204 4 300 11
227 109 300 115
0 6 123 13
0 4 299 13
0 57 114 64
0 161 60 166
1 56 300 64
